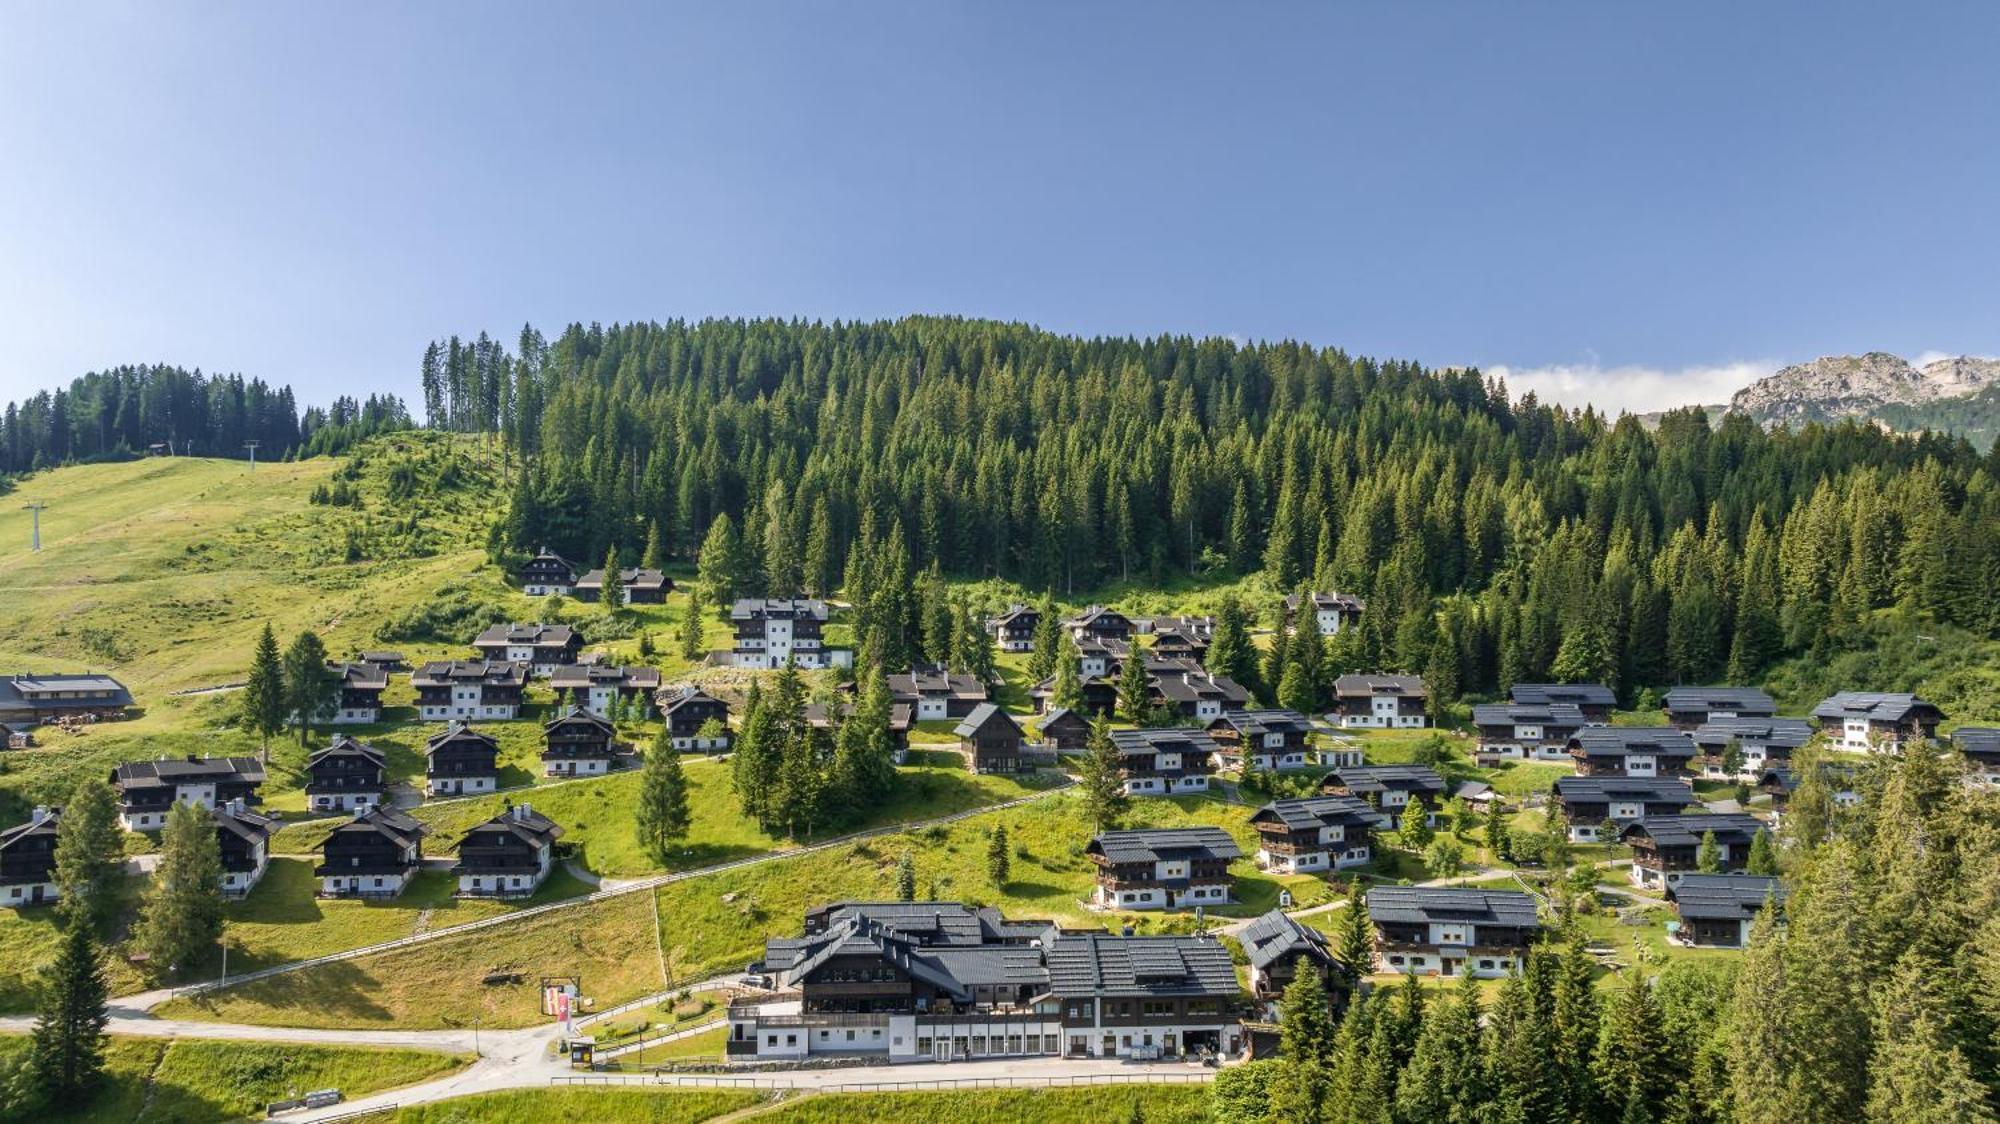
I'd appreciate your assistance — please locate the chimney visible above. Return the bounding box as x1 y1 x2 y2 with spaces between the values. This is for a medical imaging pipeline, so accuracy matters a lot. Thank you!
514 803 530 822
31 805 49 825
226 797 245 817
353 804 370 820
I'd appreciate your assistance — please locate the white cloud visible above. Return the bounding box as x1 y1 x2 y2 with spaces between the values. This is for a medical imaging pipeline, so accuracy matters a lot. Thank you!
1480 360 1779 416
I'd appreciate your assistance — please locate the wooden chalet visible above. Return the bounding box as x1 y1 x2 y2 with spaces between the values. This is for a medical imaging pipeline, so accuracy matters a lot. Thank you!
1619 813 1768 889
316 806 427 899
1033 707 1091 752
1509 682 1617 724
0 673 132 725
453 804 563 899
304 735 387 812
1107 728 1216 796
549 663 661 719
1954 727 2000 787
412 660 526 721
1240 908 1348 1011
214 798 277 899
1207 708 1315 772
1150 668 1251 722
574 566 672 605
805 700 914 763
1284 591 1364 637
954 703 1039 774
111 756 264 832
1552 776 1694 842
1063 605 1134 644
1691 717 1811 781
658 685 732 752
1320 764 1446 824
1368 885 1543 978
1086 827 1240 911
888 664 989 721
1249 795 1376 873
326 661 389 724
1668 873 1786 948
985 604 1040 652
1566 726 1698 778
1471 701 1588 764
1028 673 1117 717
424 723 500 796
519 546 580 596
472 622 582 674
1662 686 1777 730
1333 674 1428 729
0 806 60 907
543 707 618 777
1811 691 1944 752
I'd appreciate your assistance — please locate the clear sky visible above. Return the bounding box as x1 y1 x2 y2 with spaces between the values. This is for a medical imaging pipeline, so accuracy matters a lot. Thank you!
3 2 1997 413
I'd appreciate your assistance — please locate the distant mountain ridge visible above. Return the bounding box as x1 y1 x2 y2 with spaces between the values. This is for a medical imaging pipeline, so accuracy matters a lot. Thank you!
1730 351 2000 448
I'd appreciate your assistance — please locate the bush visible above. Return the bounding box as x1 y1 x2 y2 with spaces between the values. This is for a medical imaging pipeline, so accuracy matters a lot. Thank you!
374 589 511 643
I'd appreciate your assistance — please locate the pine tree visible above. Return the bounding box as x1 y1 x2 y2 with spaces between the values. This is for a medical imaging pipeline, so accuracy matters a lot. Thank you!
28 919 107 1102
641 520 665 570
696 513 745 608
1078 717 1128 832
1116 641 1151 722
1027 597 1061 682
895 851 916 902
1484 954 1560 1124
1051 640 1084 713
1866 950 1997 1124
1551 932 1602 1121
987 825 1010 887
240 622 287 759
635 727 691 865
1399 797 1433 849
677 587 708 662
599 545 625 609
1279 963 1338 1064
135 802 223 977
1206 596 1259 693
732 682 776 827
280 629 335 747
53 779 123 935
1593 975 1669 1119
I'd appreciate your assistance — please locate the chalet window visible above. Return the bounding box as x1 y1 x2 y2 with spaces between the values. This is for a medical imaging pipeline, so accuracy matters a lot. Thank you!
1142 1000 1174 1016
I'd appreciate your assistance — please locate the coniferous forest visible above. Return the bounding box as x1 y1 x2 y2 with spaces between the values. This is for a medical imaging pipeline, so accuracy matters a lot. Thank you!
0 364 409 473
454 316 2000 703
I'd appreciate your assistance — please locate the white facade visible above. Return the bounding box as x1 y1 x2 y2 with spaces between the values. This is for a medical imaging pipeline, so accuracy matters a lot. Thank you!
1343 696 1428 730
1257 842 1370 873
1314 747 1365 769
222 842 270 899
329 705 381 725
1247 750 1312 772
669 732 731 752
120 782 219 831
2 880 58 906
1381 948 1521 978
1122 774 1210 797
521 580 571 597
320 871 412 898
420 688 518 722
427 775 497 797
457 841 552 897
309 790 379 814
545 757 611 778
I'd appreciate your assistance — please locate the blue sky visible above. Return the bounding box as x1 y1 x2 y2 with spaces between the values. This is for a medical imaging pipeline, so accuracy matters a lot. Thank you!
3 2 1996 412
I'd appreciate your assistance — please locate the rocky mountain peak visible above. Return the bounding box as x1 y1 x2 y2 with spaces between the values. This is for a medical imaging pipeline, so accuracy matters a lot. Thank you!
1730 352 2000 426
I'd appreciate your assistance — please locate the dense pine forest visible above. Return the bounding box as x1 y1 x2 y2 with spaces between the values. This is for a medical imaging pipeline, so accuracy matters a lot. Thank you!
0 364 409 473
439 316 2000 703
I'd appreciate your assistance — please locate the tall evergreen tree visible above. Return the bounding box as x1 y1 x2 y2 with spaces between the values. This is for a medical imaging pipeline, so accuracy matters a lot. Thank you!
1077 717 1128 832
240 622 287 759
895 850 917 902
1027 597 1062 682
1115 639 1151 722
135 802 223 976
677 587 708 661
986 825 1010 887
635 726 692 865
52 780 123 935
27 920 108 1103
598 545 625 609
1334 883 1374 983
1395 972 1489 1124
280 629 335 747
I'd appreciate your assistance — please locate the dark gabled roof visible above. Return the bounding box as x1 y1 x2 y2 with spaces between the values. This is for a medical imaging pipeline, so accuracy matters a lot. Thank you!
1285 591 1365 613
473 622 579 648
1239 908 1338 971
1553 776 1695 806
1689 716 1811 751
1108 727 1220 759
1662 686 1777 714
1333 673 1426 699
323 806 427 849
1367 886 1541 928
730 598 829 621
308 736 386 770
1323 764 1446 796
953 703 1021 739
658 685 727 714
1668 873 1787 920
329 661 390 690
887 665 987 701
1510 682 1616 708
543 706 615 735
1954 727 2000 756
1568 727 1698 758
411 660 528 687
987 604 1038 627
525 546 577 570
212 803 278 845
467 805 564 846
575 567 669 588
1035 707 1088 732
804 901 1050 945
1620 813 1766 849
1087 826 1242 865
548 664 662 691
1471 701 1587 728
1045 933 1239 998
0 809 60 850
1251 795 1377 832
1209 708 1313 740
113 756 264 788
1151 672 1250 706
425 723 499 756
1064 605 1132 629
1811 691 1941 724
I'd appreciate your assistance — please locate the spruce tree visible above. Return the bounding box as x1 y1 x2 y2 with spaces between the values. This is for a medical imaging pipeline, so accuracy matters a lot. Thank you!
677 587 708 661
696 513 744 607
895 851 916 901
635 726 691 865
1551 932 1602 1120
1334 883 1374 981
598 545 624 609
1399 797 1433 849
1078 717 1128 832
833 664 899 808
1593 975 1669 1119
641 520 664 570
28 919 107 1102
1696 829 1722 873
1280 965 1338 1064
280 629 335 746
986 825 1010 887
1395 972 1489 1124
1866 950 1997 1124
1116 641 1151 722
731 682 776 827
1051 639 1084 713
1206 596 1258 695
53 779 123 935
240 622 287 758
135 802 223 976
1745 828 1778 876
1027 597 1061 682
